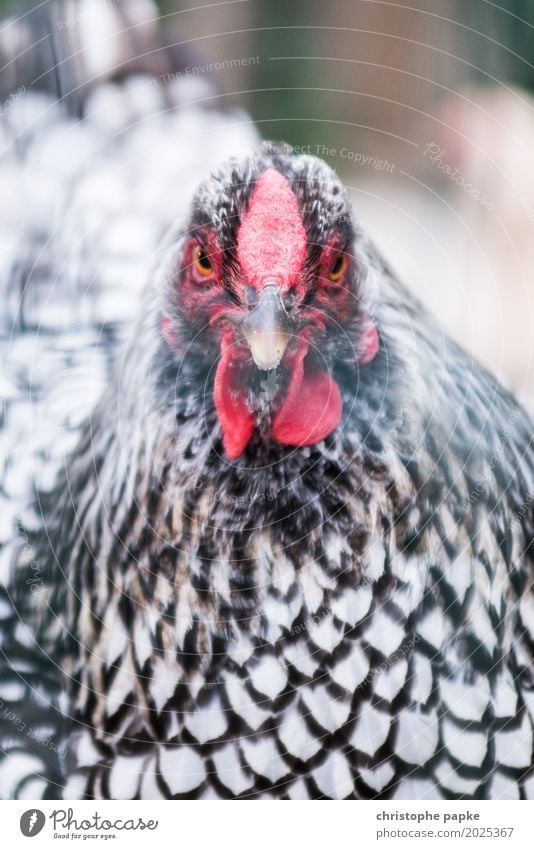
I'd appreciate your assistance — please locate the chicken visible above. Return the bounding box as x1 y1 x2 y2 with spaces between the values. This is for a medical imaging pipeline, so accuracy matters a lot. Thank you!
0 1 533 801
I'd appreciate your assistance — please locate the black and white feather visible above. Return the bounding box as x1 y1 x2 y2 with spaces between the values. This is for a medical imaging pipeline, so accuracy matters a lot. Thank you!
0 0 533 801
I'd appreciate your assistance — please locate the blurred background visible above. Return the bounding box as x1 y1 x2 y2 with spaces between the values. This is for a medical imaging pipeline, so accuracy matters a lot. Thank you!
5 0 534 405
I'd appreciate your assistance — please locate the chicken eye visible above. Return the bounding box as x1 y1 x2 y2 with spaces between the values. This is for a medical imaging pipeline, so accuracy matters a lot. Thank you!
193 246 213 277
328 253 347 282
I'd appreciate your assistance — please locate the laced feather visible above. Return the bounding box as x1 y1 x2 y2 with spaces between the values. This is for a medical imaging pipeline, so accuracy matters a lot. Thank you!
0 0 533 802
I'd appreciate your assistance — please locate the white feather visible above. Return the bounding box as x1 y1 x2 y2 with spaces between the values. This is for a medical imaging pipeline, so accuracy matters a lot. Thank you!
394 777 441 800
363 611 404 657
374 659 408 702
108 755 146 799
287 778 310 799
18 777 48 800
441 718 487 768
417 607 446 652
329 642 370 692
301 684 351 733
104 662 135 717
408 652 434 705
283 640 321 678
445 553 473 603
439 675 490 722
241 735 288 783
73 731 101 768
434 759 481 795
350 703 391 757
519 593 534 640
227 632 256 666
330 586 373 628
132 617 153 669
492 670 518 718
0 752 46 798
139 759 166 800
359 761 395 793
278 708 323 761
159 746 206 794
149 658 181 712
523 773 534 800
212 743 254 796
184 695 228 744
224 671 271 731
494 712 533 769
312 750 353 798
488 771 520 800
62 773 90 801
0 680 26 701
308 615 344 653
366 538 386 581
249 653 287 700
395 708 439 764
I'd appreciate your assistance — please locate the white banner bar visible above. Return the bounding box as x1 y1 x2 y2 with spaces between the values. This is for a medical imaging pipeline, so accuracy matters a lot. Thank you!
2 799 533 848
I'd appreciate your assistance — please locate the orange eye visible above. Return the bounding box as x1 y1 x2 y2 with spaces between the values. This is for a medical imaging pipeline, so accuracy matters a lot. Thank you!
328 253 347 282
193 245 213 277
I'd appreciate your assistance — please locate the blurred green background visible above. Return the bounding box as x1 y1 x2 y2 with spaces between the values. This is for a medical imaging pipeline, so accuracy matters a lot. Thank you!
153 0 534 155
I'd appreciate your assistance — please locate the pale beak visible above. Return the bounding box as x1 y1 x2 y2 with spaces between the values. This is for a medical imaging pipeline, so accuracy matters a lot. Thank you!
242 282 290 370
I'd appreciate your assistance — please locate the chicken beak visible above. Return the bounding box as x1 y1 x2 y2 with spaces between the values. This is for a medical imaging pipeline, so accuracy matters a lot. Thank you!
242 282 290 370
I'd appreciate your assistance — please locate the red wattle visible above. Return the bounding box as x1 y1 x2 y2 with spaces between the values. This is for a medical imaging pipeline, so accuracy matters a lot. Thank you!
214 334 255 459
272 338 342 447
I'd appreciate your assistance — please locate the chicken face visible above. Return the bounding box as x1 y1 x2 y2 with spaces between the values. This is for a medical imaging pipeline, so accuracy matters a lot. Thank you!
162 144 379 459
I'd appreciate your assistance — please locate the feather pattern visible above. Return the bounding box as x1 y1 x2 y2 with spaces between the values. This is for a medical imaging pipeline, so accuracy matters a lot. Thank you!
0 0 533 802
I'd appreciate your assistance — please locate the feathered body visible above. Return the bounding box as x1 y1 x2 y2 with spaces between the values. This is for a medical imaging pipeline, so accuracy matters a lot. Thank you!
0 1 533 801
